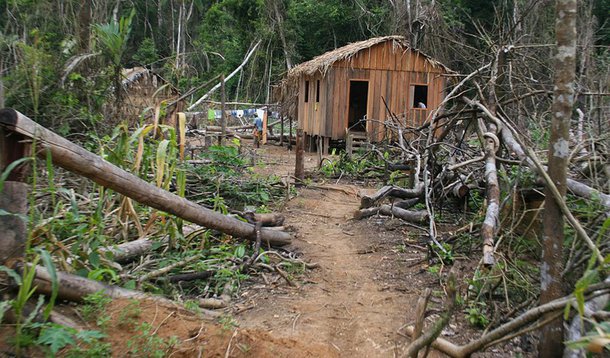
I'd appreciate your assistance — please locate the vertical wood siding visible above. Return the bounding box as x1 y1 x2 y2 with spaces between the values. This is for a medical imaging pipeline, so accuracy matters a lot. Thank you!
297 41 448 141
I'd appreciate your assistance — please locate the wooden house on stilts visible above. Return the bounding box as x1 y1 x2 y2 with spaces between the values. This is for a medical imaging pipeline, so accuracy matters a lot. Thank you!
286 36 451 153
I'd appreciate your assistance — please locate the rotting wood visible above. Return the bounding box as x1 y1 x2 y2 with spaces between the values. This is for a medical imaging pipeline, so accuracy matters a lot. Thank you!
0 109 292 247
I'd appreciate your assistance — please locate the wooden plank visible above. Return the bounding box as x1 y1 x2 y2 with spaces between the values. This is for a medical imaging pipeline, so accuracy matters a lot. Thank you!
390 43 397 71
325 72 334 138
0 109 292 246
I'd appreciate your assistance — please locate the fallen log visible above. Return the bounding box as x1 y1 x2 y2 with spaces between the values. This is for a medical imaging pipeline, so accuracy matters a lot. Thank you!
0 109 292 247
32 266 221 319
360 184 424 209
393 198 422 210
353 204 428 223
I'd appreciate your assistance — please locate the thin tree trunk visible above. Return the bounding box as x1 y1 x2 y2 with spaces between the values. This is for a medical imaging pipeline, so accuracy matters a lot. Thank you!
539 0 577 355
271 0 293 69
78 0 92 51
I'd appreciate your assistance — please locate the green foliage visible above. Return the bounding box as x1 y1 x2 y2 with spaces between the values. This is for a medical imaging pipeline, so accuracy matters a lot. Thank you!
94 9 136 67
132 37 159 67
219 315 238 331
190 144 285 209
81 291 112 322
465 301 490 328
34 323 108 356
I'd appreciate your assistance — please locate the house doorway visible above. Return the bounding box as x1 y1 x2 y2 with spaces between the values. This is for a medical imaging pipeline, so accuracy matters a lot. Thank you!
348 80 368 132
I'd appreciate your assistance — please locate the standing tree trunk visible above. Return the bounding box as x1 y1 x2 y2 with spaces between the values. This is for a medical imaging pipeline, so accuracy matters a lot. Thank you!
78 0 92 51
539 0 577 356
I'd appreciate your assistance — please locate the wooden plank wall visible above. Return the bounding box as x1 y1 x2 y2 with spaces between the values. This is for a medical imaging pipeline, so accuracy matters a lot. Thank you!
298 41 448 141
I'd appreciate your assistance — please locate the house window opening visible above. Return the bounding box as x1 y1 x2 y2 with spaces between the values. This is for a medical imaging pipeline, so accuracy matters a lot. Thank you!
412 85 428 108
316 80 320 102
304 81 310 103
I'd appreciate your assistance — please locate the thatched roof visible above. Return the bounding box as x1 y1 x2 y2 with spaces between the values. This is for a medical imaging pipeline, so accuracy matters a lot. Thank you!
288 36 451 78
121 67 179 93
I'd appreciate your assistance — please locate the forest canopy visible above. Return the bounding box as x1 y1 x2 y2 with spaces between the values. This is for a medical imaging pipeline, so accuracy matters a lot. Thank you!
1 0 608 134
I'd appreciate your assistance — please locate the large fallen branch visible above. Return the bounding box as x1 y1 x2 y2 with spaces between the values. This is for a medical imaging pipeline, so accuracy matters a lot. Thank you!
31 266 221 319
353 204 428 223
0 109 292 246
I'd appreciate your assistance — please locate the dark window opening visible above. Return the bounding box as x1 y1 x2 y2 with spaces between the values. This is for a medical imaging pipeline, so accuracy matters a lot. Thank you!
304 81 309 103
412 85 428 108
316 80 320 102
348 81 368 132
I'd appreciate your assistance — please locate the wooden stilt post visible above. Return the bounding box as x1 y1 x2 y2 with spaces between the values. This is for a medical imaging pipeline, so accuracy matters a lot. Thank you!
0 125 30 267
295 128 304 182
219 74 226 146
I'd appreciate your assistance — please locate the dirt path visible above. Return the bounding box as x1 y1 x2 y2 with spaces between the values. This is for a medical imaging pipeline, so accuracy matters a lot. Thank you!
236 144 431 357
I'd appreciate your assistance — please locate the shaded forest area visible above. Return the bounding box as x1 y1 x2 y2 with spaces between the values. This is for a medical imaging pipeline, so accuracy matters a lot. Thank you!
1 0 610 357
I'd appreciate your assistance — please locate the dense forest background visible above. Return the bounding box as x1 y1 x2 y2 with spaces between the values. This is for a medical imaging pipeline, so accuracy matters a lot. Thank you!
1 0 608 134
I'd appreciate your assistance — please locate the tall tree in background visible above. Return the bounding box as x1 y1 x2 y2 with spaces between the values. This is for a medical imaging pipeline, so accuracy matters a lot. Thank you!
539 0 577 356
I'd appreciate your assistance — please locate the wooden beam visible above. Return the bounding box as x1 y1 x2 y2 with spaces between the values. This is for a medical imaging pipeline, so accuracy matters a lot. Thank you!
0 109 292 246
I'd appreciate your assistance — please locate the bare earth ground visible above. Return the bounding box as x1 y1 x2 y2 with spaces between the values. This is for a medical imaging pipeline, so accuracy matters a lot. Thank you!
239 144 423 356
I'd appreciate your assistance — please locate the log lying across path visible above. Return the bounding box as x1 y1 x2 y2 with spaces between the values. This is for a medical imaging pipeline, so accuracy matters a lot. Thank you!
0 109 292 246
32 266 220 318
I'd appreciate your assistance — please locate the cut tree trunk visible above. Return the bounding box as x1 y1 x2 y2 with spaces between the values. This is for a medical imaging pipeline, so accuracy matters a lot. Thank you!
480 130 500 266
354 204 428 223
0 109 292 246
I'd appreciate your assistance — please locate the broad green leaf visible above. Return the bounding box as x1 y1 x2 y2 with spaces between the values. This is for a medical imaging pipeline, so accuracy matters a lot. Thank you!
75 329 106 343
36 324 76 353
